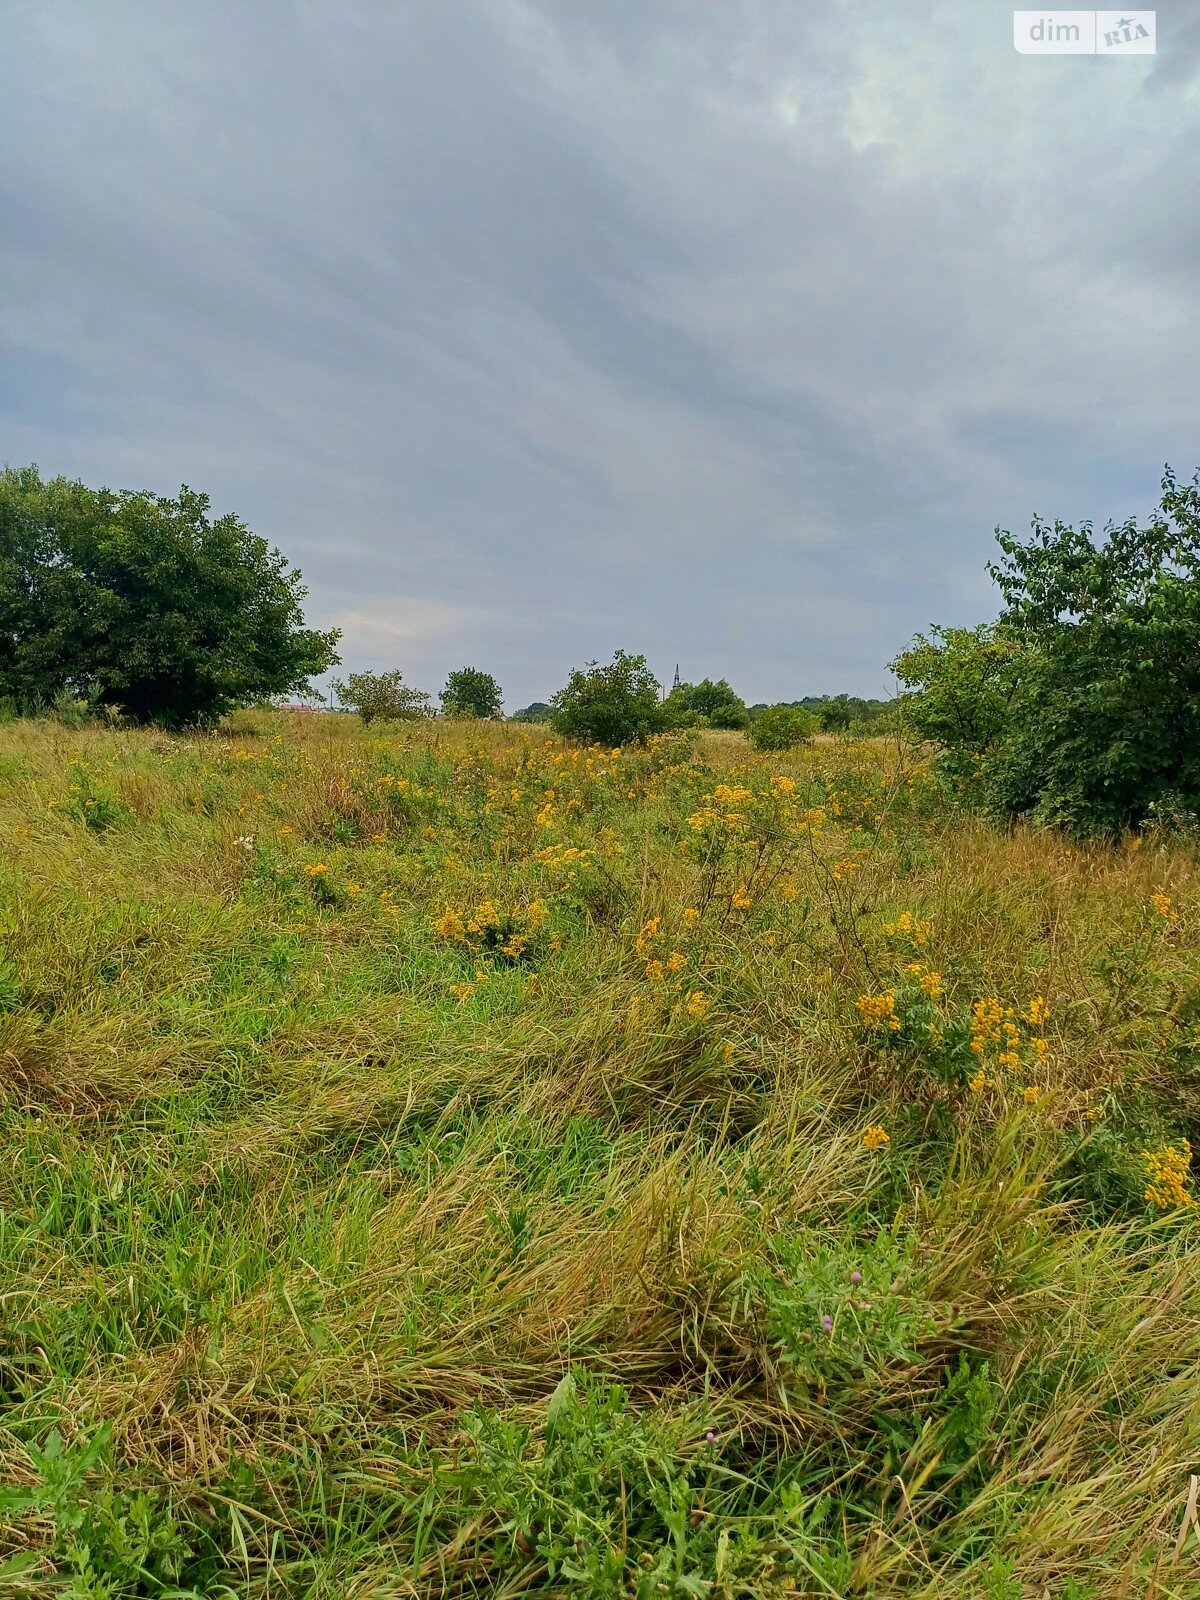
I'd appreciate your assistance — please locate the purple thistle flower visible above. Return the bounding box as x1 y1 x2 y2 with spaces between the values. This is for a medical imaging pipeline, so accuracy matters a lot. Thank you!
705 1430 717 1443
822 1313 834 1332
850 1270 863 1285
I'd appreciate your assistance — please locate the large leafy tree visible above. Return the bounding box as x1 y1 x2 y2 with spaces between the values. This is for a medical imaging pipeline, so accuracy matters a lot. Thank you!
893 469 1200 832
440 666 503 719
549 651 667 745
0 466 339 727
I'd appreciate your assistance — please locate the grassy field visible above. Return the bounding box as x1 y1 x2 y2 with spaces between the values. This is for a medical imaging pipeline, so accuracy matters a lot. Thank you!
2 711 1200 1598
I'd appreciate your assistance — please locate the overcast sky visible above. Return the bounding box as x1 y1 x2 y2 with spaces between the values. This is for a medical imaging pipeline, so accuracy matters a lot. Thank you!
3 2 1199 707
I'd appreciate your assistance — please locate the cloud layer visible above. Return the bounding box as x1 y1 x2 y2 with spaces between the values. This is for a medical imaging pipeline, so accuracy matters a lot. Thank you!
3 1 1198 706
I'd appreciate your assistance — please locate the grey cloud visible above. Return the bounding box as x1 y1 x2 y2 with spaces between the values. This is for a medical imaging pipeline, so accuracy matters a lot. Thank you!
2 0 1198 706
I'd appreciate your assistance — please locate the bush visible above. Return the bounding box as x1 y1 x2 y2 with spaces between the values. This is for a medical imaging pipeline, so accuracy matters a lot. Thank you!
440 667 503 720
333 669 431 725
0 465 339 728
549 651 667 745
891 625 1021 781
512 701 551 723
893 468 1200 833
748 704 817 750
665 677 749 730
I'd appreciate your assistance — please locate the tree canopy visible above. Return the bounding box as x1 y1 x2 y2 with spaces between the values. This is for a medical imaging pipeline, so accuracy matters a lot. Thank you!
0 466 338 727
440 667 503 719
333 669 431 725
893 468 1200 832
549 651 667 745
665 677 749 729
748 704 818 751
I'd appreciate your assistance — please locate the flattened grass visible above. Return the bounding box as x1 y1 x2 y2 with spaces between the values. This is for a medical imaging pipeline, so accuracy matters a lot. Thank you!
1 712 1198 1596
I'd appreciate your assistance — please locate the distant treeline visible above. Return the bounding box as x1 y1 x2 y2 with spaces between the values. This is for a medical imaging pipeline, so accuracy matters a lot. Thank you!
513 689 895 734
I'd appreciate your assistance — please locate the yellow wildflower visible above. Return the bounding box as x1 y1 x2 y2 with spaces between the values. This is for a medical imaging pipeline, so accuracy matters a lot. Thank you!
1142 1140 1195 1209
1151 890 1179 923
862 1125 890 1151
434 907 467 942
666 950 687 973
685 990 709 1018
856 990 900 1032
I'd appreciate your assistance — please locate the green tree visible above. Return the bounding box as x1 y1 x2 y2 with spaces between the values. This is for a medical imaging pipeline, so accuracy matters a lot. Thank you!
893 469 1200 832
0 466 339 728
891 625 1021 772
333 669 431 725
748 704 817 751
550 651 667 745
440 667 503 720
512 701 552 723
666 677 749 730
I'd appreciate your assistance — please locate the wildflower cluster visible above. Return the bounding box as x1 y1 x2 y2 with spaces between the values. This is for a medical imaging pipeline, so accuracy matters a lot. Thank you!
434 898 551 962
1142 1140 1195 1210
904 961 944 998
1150 889 1179 923
883 911 932 950
856 990 900 1032
686 784 755 836
533 843 595 877
965 994 1049 1094
634 914 710 1018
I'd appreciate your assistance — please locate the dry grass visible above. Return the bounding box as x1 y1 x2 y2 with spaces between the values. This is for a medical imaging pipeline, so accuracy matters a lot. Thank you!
0 711 1199 1596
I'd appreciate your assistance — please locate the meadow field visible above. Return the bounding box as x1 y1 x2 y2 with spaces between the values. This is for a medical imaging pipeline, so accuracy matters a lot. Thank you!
2 711 1200 1598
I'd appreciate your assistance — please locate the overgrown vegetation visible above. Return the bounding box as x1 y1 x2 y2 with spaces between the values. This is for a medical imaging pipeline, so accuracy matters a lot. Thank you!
748 703 817 751
1 709 1199 1596
895 468 1200 834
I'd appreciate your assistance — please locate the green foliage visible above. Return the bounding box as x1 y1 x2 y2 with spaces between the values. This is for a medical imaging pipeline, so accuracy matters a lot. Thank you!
748 703 817 750
511 701 552 723
666 677 749 730
747 696 894 733
456 1371 851 1595
549 650 667 745
891 624 1022 780
0 1427 192 1595
808 693 895 732
332 669 431 725
894 469 1200 833
756 1232 939 1390
0 465 339 729
440 666 503 720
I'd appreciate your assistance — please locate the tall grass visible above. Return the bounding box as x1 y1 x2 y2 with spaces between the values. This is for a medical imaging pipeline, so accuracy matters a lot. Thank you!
0 711 1198 1596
